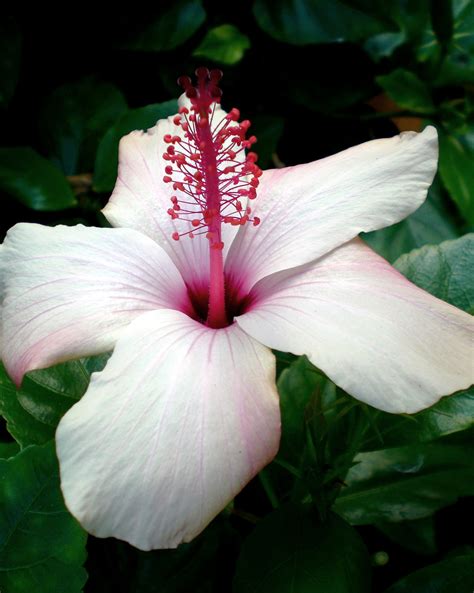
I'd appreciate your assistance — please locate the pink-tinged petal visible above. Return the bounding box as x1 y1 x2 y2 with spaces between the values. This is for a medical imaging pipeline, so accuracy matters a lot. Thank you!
1 223 190 386
237 238 473 414
56 309 280 550
102 101 242 294
226 126 438 295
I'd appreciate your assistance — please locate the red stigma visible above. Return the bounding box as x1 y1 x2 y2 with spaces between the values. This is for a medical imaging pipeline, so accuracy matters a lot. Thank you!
163 68 262 246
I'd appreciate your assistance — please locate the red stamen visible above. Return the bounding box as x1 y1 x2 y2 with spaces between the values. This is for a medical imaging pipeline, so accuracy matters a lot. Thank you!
162 68 262 327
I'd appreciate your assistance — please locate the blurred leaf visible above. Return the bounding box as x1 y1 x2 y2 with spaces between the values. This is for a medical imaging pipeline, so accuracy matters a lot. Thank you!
251 115 284 169
363 178 459 263
384 552 474 593
364 32 405 61
376 517 437 556
335 443 474 524
122 0 206 51
430 0 454 48
0 16 21 107
0 442 87 593
38 79 128 175
0 147 76 211
361 0 431 60
362 387 474 450
193 24 250 65
93 100 177 192
234 506 371 593
394 234 474 313
0 355 109 447
376 68 435 113
437 0 474 85
438 130 474 224
253 0 384 45
415 0 474 83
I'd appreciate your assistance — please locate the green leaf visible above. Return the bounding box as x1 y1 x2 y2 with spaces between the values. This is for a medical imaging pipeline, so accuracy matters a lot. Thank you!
394 234 474 313
361 387 474 450
415 0 474 83
234 506 371 593
438 130 474 224
277 356 329 465
193 24 250 65
0 442 87 593
129 521 224 593
376 517 437 556
93 100 178 193
122 0 206 51
251 115 284 172
0 148 76 211
363 178 459 263
334 443 474 524
0 442 19 459
0 355 109 447
364 31 406 61
0 16 21 107
437 0 474 85
376 68 435 113
253 0 384 45
38 78 128 175
384 552 474 593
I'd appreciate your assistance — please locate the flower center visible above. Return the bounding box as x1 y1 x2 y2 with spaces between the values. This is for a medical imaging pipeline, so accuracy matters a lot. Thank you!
162 67 262 328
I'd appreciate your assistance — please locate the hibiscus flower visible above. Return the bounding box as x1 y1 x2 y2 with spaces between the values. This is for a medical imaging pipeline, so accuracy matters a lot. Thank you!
1 68 472 550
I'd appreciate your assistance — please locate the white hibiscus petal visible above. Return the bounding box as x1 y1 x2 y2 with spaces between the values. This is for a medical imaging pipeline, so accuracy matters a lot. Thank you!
1 224 189 385
226 126 438 295
237 238 473 413
56 309 281 550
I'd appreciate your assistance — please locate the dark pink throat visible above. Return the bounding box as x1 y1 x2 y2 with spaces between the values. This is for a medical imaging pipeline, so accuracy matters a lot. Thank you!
162 67 261 328
186 274 255 327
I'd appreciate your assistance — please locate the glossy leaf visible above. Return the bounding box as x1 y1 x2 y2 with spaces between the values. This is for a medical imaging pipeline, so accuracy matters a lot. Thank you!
38 79 128 175
0 355 109 447
384 552 474 593
277 356 328 464
193 24 250 65
361 387 474 450
376 68 435 113
438 130 474 224
122 0 206 51
129 522 224 593
363 178 459 263
394 234 474 313
93 100 177 192
253 0 384 45
234 506 371 593
0 442 87 593
334 443 474 524
376 517 437 556
0 148 76 211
